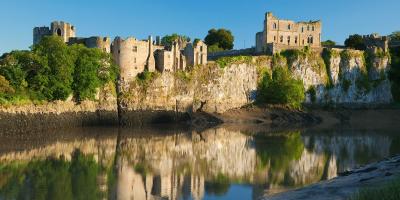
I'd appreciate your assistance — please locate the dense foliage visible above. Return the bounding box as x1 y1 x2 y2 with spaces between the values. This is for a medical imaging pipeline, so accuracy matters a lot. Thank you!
204 28 234 52
344 34 366 50
0 36 118 104
257 66 305 108
0 151 101 200
161 33 190 48
321 40 336 48
350 176 400 200
215 56 252 68
389 31 400 40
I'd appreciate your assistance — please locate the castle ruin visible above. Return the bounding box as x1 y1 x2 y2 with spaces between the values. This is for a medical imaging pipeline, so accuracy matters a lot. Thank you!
33 21 208 84
33 21 76 45
255 12 322 54
363 33 389 53
33 21 110 53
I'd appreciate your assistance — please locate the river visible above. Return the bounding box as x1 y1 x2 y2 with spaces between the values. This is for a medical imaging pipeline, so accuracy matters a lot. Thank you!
0 126 399 200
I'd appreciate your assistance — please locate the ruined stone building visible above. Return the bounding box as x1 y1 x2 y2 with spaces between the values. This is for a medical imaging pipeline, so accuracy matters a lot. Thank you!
363 33 389 53
33 21 111 53
256 12 322 54
33 21 208 84
112 36 208 83
184 40 208 67
33 21 76 45
68 37 111 53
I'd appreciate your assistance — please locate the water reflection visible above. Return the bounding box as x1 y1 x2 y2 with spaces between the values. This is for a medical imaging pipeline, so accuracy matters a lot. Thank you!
0 127 399 200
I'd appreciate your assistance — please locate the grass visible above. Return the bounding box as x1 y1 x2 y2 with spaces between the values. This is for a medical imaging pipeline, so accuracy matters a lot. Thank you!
349 177 400 200
216 56 252 68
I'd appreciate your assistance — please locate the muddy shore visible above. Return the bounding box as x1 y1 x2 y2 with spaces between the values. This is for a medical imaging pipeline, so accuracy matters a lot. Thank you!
264 156 400 200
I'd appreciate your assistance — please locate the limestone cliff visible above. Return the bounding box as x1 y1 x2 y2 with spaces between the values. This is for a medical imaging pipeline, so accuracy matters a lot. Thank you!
121 49 392 115
120 60 260 115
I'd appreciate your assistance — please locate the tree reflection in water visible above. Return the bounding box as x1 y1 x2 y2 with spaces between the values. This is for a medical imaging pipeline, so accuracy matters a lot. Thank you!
0 127 399 200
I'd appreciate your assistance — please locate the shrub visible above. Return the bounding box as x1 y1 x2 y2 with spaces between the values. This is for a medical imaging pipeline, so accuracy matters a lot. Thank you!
216 56 252 68
356 73 371 93
208 44 225 53
350 176 400 200
321 40 336 48
174 70 192 82
257 67 305 108
135 71 159 92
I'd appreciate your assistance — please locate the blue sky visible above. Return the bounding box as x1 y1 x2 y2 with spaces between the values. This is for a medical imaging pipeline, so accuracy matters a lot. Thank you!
0 0 398 54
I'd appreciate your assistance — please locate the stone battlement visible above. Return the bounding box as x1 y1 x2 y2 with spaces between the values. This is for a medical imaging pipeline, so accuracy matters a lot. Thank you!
363 33 389 53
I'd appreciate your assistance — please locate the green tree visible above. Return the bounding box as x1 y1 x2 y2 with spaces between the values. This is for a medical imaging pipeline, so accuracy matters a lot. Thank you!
71 45 102 101
0 35 118 104
257 67 305 108
344 34 366 50
0 58 26 91
0 75 14 96
208 44 224 53
161 34 190 48
321 40 336 48
204 28 234 51
32 36 75 100
70 150 99 200
389 31 400 40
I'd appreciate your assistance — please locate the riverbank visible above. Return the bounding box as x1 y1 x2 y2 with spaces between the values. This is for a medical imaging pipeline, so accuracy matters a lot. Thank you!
264 155 400 200
215 105 400 131
1 102 400 133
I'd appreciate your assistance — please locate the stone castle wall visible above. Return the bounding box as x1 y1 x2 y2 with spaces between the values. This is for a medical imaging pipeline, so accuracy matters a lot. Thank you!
256 12 322 54
111 37 152 83
68 36 111 53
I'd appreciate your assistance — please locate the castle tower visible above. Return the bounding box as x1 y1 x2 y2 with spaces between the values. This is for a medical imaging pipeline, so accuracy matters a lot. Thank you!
50 21 76 43
33 26 51 45
147 36 156 72
111 37 151 85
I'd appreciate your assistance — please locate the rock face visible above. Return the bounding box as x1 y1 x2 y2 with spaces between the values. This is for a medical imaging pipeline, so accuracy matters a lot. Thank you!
315 49 393 104
120 62 259 115
121 49 393 116
0 84 118 129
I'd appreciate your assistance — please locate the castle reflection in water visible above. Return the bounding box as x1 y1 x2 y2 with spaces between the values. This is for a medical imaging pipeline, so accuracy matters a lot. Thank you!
0 127 398 200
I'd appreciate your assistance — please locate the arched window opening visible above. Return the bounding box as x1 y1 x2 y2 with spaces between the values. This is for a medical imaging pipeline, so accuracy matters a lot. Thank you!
295 36 298 44
288 24 291 30
56 28 62 36
280 36 283 43
287 36 291 45
307 26 310 31
273 23 277 29
312 26 315 31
